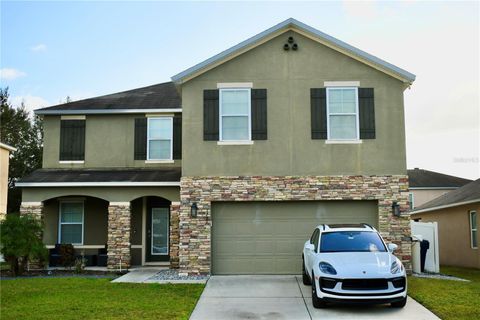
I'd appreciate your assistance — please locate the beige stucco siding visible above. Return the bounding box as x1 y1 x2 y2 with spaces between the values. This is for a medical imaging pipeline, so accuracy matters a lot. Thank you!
181 30 407 176
42 114 181 169
412 203 480 269
22 186 180 203
410 189 453 209
0 148 9 217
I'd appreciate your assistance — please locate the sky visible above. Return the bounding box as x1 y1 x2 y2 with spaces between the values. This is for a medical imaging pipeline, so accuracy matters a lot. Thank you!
1 1 479 180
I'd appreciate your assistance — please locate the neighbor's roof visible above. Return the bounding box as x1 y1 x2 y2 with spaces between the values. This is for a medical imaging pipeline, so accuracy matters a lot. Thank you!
171 18 416 84
16 168 181 187
412 179 480 214
408 168 472 189
35 82 181 115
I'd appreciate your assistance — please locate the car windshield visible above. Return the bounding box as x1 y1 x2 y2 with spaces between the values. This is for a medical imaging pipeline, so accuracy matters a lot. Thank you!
320 231 387 253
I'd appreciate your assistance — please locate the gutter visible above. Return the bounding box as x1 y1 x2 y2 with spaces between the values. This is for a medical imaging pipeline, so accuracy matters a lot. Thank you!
411 198 480 214
34 108 182 115
15 181 181 187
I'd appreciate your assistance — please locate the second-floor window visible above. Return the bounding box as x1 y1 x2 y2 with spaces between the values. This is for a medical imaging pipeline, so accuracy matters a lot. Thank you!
219 88 251 141
59 117 86 161
147 117 173 160
327 87 359 140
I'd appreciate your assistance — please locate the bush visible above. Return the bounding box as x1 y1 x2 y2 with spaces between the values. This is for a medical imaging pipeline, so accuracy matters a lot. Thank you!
0 214 48 276
59 244 75 268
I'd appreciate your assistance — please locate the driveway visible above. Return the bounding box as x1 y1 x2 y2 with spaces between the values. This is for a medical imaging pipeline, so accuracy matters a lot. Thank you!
189 275 439 320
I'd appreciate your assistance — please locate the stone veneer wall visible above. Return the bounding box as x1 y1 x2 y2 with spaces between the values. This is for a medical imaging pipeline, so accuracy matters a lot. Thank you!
178 175 411 275
169 202 180 268
107 203 131 270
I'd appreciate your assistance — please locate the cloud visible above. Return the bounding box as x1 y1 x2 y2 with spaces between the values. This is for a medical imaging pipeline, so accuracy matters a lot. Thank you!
30 43 47 52
11 95 50 112
0 68 26 80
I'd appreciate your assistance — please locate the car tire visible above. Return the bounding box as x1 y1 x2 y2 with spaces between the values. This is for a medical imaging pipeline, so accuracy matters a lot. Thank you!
391 296 407 308
311 271 327 308
302 257 311 285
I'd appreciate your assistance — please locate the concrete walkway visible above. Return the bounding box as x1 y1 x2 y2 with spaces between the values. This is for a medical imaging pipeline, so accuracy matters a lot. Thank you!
190 275 440 320
112 267 166 283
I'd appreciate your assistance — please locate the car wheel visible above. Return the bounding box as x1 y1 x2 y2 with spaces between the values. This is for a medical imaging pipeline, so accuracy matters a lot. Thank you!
311 271 327 308
302 257 311 285
391 296 407 308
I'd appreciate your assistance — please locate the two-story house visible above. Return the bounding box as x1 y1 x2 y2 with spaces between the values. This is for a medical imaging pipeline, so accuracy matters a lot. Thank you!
17 18 415 274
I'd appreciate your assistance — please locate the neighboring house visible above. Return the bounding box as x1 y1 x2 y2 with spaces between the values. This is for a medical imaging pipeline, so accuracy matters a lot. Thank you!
16 18 415 275
0 142 17 220
408 168 472 209
411 179 479 269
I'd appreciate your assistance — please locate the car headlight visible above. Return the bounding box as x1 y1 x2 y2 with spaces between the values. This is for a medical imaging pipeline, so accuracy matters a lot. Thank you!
319 261 337 275
391 260 403 274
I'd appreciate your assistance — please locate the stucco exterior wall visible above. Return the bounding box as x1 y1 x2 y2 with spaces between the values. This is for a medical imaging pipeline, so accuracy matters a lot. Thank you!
410 189 454 209
412 203 480 269
0 147 9 218
42 114 181 169
181 30 407 177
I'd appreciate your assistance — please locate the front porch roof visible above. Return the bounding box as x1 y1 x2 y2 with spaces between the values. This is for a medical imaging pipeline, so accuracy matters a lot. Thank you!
16 168 181 187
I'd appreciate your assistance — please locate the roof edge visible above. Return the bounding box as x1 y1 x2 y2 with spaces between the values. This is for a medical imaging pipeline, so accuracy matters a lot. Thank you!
35 108 182 115
16 181 181 187
171 18 416 84
411 198 480 215
0 142 17 152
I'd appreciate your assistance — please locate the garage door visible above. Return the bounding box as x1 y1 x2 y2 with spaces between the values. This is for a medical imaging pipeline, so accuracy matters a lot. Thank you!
211 201 378 275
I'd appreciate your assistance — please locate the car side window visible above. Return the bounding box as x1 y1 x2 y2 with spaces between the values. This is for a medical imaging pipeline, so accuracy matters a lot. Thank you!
313 231 320 252
310 229 318 244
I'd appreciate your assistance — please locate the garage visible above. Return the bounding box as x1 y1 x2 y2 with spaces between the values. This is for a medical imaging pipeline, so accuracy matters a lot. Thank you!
211 201 378 274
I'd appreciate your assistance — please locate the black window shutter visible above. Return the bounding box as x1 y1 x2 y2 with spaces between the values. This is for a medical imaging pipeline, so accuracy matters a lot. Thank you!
134 118 147 160
203 90 219 141
173 116 182 160
251 89 267 140
311 88 327 139
358 88 376 139
60 120 85 161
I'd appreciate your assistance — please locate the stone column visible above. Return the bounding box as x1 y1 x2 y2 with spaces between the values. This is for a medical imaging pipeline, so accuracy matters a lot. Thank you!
169 202 180 269
107 202 131 270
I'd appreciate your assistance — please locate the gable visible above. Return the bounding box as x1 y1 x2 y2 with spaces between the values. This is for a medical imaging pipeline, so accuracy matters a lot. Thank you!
172 18 415 85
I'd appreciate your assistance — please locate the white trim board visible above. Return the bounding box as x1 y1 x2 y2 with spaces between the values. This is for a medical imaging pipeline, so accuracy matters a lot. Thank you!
412 198 480 214
35 108 182 115
16 181 181 187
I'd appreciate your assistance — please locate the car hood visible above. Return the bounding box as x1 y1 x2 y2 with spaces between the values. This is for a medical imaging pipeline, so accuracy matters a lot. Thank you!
318 252 400 278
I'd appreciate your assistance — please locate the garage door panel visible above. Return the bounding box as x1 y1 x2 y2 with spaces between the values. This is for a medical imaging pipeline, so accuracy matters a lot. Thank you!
212 201 377 275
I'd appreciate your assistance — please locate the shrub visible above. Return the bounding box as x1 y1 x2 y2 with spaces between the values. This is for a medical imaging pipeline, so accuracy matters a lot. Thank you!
58 244 75 268
0 214 47 276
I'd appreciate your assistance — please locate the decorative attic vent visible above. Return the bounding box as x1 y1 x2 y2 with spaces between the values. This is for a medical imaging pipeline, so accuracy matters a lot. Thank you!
283 36 298 51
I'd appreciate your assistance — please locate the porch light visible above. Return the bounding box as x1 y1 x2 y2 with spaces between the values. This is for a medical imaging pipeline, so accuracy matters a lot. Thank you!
392 201 401 217
191 202 198 218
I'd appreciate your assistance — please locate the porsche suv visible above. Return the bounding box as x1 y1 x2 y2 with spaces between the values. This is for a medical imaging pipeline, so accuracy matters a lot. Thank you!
302 224 407 308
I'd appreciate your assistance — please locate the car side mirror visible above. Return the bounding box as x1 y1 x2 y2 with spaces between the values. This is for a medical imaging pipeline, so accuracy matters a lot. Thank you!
387 243 398 252
305 243 315 251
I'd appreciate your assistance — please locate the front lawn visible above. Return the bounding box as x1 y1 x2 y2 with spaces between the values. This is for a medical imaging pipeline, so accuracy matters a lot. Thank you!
0 277 204 320
408 266 480 320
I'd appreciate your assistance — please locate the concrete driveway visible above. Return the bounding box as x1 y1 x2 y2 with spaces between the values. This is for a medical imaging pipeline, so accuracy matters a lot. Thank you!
189 275 439 320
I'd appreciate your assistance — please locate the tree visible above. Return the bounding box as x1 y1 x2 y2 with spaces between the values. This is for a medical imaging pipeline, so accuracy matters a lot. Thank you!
0 214 48 276
0 88 43 212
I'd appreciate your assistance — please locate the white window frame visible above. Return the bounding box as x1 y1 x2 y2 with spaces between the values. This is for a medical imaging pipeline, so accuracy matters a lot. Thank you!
219 88 252 142
326 87 360 141
470 210 477 249
58 200 84 245
409 193 415 210
147 116 173 161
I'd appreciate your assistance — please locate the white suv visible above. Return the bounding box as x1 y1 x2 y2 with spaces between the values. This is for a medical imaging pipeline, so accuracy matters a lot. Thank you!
303 224 407 308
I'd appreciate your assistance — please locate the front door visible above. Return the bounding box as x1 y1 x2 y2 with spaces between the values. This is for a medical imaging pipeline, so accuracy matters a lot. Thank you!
146 207 170 262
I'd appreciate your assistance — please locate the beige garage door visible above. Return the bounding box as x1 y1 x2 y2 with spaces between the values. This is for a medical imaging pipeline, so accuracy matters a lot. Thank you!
211 201 378 275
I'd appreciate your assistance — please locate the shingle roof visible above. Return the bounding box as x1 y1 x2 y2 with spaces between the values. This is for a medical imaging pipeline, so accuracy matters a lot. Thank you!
16 168 181 186
35 82 181 115
408 168 472 188
412 179 480 213
172 18 416 84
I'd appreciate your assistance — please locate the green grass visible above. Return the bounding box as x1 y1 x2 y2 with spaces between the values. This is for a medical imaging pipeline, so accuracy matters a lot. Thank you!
408 266 480 320
0 277 204 320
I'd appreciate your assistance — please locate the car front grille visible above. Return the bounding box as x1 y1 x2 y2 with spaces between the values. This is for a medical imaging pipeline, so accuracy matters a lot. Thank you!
341 278 389 290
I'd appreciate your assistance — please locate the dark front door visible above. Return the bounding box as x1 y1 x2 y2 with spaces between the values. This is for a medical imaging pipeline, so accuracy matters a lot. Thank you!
146 206 170 262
